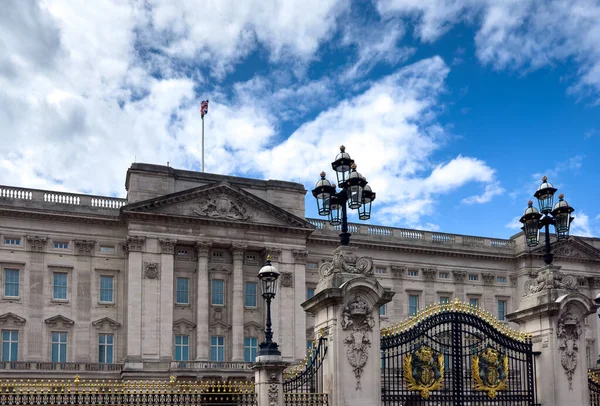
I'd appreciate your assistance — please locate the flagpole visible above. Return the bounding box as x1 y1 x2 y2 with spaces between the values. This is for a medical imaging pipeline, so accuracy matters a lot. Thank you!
202 115 205 173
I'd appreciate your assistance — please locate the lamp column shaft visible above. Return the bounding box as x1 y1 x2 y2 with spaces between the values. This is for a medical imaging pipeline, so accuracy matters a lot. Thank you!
265 296 273 344
543 221 554 265
339 192 350 246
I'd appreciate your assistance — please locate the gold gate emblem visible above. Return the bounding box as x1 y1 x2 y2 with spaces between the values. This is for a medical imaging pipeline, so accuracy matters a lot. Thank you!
403 345 444 399
472 347 509 398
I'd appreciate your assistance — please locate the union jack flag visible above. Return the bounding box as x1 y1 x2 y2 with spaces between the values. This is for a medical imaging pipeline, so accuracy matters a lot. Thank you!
200 99 209 118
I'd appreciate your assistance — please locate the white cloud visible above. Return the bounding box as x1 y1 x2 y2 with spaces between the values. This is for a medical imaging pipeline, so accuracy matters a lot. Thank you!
376 0 600 98
505 215 523 230
462 182 505 205
571 211 594 237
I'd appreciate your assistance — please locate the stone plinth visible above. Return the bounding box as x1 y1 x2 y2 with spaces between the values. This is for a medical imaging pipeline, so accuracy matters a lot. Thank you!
507 265 597 406
253 355 288 406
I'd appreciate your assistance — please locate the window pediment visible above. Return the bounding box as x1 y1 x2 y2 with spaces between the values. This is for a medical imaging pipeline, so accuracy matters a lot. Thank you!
44 315 74 328
0 312 26 326
92 317 121 330
173 318 196 334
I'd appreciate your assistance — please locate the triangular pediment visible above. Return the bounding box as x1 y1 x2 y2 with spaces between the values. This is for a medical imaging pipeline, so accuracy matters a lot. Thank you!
122 182 314 231
45 315 75 328
174 318 196 329
92 317 121 330
0 312 26 326
532 237 600 262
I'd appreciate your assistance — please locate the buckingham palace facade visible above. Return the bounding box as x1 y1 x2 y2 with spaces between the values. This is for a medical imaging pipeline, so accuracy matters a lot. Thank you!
0 163 599 380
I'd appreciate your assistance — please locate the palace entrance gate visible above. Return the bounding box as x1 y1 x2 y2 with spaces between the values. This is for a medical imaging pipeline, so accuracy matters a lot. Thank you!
381 300 537 406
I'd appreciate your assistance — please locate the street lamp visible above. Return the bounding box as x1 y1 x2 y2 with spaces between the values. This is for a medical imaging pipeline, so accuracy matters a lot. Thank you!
519 176 575 265
257 255 280 356
312 146 376 246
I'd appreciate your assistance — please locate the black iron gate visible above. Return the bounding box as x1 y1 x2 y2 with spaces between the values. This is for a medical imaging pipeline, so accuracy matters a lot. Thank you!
381 300 537 405
283 335 328 405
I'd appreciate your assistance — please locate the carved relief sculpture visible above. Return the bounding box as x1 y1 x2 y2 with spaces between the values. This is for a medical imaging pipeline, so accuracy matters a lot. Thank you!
279 272 293 288
422 268 437 281
74 240 95 255
127 236 145 252
341 296 375 390
452 270 467 283
320 247 373 278
231 243 247 260
523 267 578 296
158 239 176 255
268 373 279 406
26 236 47 252
191 194 253 221
264 247 282 262
391 266 406 279
557 310 583 389
144 262 160 279
292 249 308 264
482 273 496 284
195 240 212 257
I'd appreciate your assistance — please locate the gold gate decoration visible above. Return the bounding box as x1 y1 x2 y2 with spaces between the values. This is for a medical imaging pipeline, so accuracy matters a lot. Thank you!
472 347 509 399
403 345 444 399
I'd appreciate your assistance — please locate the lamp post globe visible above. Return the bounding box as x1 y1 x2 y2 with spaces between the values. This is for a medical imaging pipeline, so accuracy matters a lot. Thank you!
519 177 575 265
257 256 281 356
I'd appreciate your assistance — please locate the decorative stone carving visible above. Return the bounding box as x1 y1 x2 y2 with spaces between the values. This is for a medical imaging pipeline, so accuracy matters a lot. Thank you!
341 296 375 390
523 266 578 296
391 266 406 278
264 247 282 262
92 317 121 330
320 246 373 278
592 277 600 289
292 249 308 264
268 373 279 406
280 272 293 288
452 270 466 282
422 268 436 281
557 309 583 389
74 240 95 255
191 194 253 221
509 275 518 287
482 273 495 284
158 239 176 255
231 243 247 260
0 312 26 326
195 240 212 257
144 262 160 279
26 235 47 252
44 315 74 328
127 236 145 252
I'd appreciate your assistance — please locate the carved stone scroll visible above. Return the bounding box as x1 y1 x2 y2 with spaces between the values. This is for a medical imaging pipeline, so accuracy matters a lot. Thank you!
452 270 466 283
74 240 95 255
26 236 47 252
320 247 373 278
422 268 436 281
158 239 176 255
341 296 375 390
523 266 578 296
127 236 145 252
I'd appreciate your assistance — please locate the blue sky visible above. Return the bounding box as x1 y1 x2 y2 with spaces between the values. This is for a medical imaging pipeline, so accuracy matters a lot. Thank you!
0 0 599 239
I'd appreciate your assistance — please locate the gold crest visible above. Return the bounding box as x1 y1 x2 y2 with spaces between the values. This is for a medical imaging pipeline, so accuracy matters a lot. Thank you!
472 347 509 399
403 345 445 399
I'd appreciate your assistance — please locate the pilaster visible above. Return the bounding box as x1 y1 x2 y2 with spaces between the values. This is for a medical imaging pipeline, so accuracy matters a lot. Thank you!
231 243 246 362
195 240 212 360
159 239 176 361
73 239 95 362
292 249 308 360
125 235 144 362
25 236 46 362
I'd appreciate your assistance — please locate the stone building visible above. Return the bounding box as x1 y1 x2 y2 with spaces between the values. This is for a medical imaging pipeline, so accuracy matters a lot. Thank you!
0 163 599 380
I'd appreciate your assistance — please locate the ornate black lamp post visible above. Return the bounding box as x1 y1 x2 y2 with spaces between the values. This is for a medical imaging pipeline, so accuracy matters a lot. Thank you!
519 176 575 265
257 256 280 356
312 146 376 246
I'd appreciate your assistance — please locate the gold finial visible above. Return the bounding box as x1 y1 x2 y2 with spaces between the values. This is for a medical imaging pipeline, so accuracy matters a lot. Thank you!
266 254 271 260
169 376 175 387
528 200 533 206
559 193 564 199
542 175 547 182
320 171 326 178
351 162 357 170
340 145 346 152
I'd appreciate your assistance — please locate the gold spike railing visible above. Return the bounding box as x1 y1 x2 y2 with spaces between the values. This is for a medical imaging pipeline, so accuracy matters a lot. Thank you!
381 298 531 343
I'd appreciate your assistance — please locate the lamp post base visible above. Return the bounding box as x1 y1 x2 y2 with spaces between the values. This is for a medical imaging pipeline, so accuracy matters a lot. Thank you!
258 341 281 357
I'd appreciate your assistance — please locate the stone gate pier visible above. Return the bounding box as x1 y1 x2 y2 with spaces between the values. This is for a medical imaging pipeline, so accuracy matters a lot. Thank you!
302 246 394 406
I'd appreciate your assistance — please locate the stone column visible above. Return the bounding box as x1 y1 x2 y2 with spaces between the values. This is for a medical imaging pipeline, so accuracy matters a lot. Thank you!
507 264 597 406
195 240 212 361
26 236 47 362
264 248 282 351
303 246 394 406
159 239 176 361
253 357 288 406
292 250 308 360
73 240 95 362
482 272 496 312
422 268 436 306
390 266 405 319
125 236 144 363
231 244 247 362
452 270 466 302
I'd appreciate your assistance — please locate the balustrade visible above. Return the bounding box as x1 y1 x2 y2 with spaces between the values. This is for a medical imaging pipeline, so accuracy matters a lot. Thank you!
0 184 126 210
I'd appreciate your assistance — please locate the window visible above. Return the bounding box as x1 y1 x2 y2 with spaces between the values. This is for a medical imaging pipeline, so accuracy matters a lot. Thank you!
375 267 386 274
245 254 257 261
244 337 258 362
245 282 257 307
177 248 190 256
99 246 115 254
51 332 67 362
1 330 18 361
306 263 318 269
307 340 314 352
211 279 224 305
306 288 315 300
53 273 67 300
4 238 20 245
99 276 114 303
379 304 387 316
408 270 418 277
497 276 506 283
98 334 114 364
210 336 224 361
469 298 479 307
212 251 224 258
439 272 449 279
498 300 506 321
4 269 19 297
176 278 190 305
468 274 479 281
440 296 450 304
54 242 68 249
175 335 189 361
409 295 419 316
